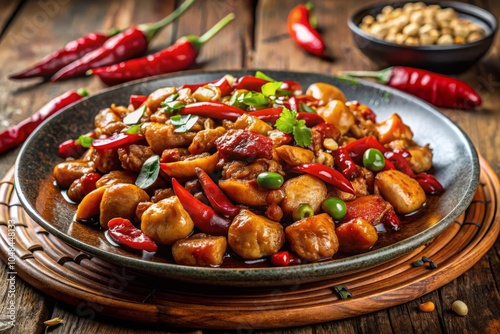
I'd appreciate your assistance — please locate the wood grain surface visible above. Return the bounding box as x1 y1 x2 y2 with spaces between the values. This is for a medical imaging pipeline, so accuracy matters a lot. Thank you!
0 1 499 333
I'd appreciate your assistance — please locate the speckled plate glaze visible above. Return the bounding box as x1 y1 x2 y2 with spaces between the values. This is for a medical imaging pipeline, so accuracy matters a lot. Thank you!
15 70 479 287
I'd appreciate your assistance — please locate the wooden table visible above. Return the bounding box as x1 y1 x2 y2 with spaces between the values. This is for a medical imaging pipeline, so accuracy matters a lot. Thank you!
0 0 499 333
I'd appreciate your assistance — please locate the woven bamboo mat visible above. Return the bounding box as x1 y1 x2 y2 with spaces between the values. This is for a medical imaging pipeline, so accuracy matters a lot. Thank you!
0 156 499 329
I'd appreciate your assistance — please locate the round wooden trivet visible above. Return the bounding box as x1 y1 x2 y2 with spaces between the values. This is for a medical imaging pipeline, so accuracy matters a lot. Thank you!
1 156 499 330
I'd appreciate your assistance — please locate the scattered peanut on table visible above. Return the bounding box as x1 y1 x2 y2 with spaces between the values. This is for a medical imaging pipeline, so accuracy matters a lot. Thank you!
451 300 469 316
359 2 486 46
419 301 435 312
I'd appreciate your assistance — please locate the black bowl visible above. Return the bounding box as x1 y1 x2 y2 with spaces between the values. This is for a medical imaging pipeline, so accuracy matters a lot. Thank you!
348 1 498 74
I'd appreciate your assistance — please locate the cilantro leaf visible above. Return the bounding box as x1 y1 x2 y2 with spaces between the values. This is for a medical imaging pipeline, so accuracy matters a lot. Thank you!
275 108 312 147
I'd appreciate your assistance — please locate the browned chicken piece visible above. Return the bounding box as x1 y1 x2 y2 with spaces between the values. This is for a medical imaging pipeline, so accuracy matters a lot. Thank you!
281 174 327 216
219 179 269 206
306 82 347 105
268 130 293 147
67 178 86 202
285 213 339 262
336 218 378 254
222 158 283 180
228 209 285 260
141 196 194 246
75 186 107 222
135 201 153 221
143 123 196 155
192 85 222 102
100 183 149 229
94 148 122 174
53 160 95 188
172 233 227 266
94 107 121 129
315 100 355 135
117 144 155 173
408 145 433 174
150 188 174 203
188 126 226 155
145 87 176 113
375 169 426 214
340 195 392 226
232 114 273 135
275 145 315 166
95 170 136 188
376 113 413 145
160 148 189 163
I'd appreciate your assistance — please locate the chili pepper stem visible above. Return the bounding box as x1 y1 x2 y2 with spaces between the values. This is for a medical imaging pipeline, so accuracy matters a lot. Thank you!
189 13 235 50
138 0 196 42
340 67 393 84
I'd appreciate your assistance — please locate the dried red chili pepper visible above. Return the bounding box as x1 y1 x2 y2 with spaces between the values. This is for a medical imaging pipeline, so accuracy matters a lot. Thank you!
215 129 274 161
287 2 327 57
341 67 482 110
290 163 355 194
179 101 245 121
195 167 240 218
80 172 101 195
92 132 144 151
180 76 233 97
0 88 88 154
51 0 195 81
233 76 269 92
129 95 148 109
334 146 357 180
415 173 444 195
107 217 158 253
171 178 231 235
381 207 400 232
270 251 302 266
9 29 119 80
89 14 234 85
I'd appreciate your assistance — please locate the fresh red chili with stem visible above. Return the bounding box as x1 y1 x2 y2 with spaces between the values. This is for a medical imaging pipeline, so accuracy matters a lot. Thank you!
195 167 240 218
290 163 355 194
50 0 195 81
287 2 327 58
89 13 235 85
171 178 231 235
0 88 88 154
9 29 120 80
107 217 158 253
341 67 482 110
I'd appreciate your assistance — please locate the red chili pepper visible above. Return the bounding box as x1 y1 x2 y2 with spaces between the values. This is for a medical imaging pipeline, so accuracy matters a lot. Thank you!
290 163 355 194
92 132 143 151
107 217 158 253
80 172 101 195
171 178 231 235
287 2 327 57
233 76 269 91
215 129 274 161
384 151 415 177
179 101 245 121
0 88 88 154
381 207 400 232
129 95 148 109
9 30 119 80
89 14 234 85
58 139 86 159
195 167 240 218
50 0 195 81
179 76 233 97
341 67 482 110
287 95 317 111
334 146 358 180
415 173 444 195
270 251 302 266
249 108 325 127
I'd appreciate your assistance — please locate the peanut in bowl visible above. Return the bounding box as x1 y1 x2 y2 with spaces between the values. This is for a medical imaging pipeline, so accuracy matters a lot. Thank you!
348 1 498 74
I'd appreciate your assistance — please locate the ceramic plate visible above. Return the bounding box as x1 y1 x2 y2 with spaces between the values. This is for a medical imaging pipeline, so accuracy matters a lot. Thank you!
15 70 479 287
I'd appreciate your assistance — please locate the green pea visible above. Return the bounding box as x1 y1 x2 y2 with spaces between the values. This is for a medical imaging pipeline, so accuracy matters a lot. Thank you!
363 148 385 171
321 197 347 220
292 203 314 221
256 172 284 189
